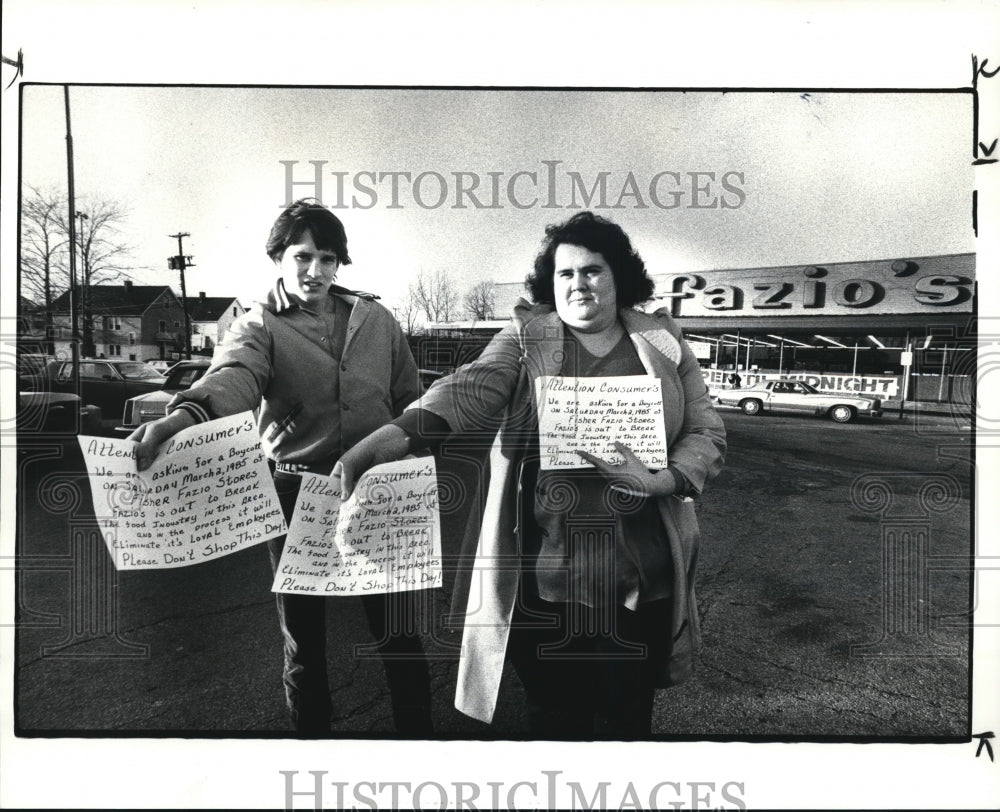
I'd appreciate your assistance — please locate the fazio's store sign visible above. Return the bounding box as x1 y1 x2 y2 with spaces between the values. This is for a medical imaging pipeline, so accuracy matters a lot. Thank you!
652 254 974 318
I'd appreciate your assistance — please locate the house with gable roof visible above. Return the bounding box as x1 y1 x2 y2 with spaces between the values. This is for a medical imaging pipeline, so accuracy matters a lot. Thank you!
184 292 246 353
49 281 188 361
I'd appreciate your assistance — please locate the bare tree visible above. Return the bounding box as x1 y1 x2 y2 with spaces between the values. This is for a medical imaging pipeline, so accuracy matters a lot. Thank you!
60 197 134 356
409 268 459 324
20 187 69 352
395 299 422 336
464 280 496 321
20 189 137 356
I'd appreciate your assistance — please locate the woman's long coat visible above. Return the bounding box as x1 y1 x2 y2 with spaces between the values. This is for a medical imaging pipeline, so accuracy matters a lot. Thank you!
412 300 727 722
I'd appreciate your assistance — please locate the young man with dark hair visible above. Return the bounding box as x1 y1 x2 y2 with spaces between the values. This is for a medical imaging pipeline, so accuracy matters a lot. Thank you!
132 199 432 737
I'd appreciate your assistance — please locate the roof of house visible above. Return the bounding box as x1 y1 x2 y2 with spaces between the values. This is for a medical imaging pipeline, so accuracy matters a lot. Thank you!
184 295 241 322
50 284 178 314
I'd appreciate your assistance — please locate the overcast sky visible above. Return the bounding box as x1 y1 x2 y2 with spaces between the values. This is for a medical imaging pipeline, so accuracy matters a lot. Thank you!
20 86 974 314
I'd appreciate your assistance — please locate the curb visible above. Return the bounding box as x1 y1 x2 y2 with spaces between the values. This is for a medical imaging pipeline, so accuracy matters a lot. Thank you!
880 400 971 419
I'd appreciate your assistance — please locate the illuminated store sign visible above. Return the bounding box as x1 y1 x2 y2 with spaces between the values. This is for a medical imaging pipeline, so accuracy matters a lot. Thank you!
653 254 974 318
703 369 901 397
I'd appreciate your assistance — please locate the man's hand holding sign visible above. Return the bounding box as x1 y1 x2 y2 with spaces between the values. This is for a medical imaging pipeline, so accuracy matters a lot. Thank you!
80 412 286 569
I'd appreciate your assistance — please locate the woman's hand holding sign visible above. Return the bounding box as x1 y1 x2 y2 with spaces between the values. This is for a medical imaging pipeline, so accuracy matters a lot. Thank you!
332 423 411 500
577 441 677 498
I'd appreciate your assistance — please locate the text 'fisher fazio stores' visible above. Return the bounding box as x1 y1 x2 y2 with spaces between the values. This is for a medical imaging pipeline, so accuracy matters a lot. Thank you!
479 253 976 408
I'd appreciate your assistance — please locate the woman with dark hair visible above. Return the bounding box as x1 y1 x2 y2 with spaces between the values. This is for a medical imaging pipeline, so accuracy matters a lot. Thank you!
526 210 654 308
337 211 726 738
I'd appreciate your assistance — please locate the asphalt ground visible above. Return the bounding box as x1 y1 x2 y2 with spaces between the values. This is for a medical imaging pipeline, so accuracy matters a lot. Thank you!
13 404 974 739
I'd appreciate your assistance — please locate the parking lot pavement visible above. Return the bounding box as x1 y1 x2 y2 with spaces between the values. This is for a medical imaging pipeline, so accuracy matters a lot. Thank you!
14 408 973 739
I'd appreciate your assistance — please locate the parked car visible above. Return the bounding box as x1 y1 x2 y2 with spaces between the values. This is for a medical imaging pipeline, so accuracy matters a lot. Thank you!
117 359 211 432
715 379 882 423
17 353 55 392
418 368 446 389
143 359 176 374
46 359 166 430
116 363 440 432
17 390 102 435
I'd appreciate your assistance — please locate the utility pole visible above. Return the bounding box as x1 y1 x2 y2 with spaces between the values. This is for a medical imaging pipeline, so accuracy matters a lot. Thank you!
168 233 194 360
64 86 80 399
898 330 912 420
76 212 91 357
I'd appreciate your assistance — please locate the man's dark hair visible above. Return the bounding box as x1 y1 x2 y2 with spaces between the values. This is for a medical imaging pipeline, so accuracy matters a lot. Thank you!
266 198 352 265
525 211 654 308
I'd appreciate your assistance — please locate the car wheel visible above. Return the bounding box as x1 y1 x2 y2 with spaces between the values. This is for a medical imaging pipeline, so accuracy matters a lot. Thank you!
740 399 763 416
830 404 855 423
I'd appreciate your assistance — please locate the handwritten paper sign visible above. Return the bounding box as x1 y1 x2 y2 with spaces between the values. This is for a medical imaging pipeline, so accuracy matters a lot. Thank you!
78 412 285 569
535 376 668 470
272 457 441 596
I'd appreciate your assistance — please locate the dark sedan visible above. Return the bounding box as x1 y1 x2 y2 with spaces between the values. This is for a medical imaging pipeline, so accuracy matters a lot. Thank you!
17 391 103 435
117 359 211 431
46 359 166 430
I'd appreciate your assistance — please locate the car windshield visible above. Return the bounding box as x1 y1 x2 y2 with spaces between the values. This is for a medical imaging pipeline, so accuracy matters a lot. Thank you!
114 362 163 380
798 383 819 394
165 366 207 389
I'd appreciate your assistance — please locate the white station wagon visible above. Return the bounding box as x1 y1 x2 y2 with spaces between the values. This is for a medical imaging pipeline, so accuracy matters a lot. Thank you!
715 379 883 423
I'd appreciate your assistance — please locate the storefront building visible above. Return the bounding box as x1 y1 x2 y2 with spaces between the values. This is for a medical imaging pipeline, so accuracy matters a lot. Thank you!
488 253 975 403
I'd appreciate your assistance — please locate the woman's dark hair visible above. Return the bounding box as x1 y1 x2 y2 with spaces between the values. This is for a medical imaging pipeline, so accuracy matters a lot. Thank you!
266 198 352 265
525 211 654 308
